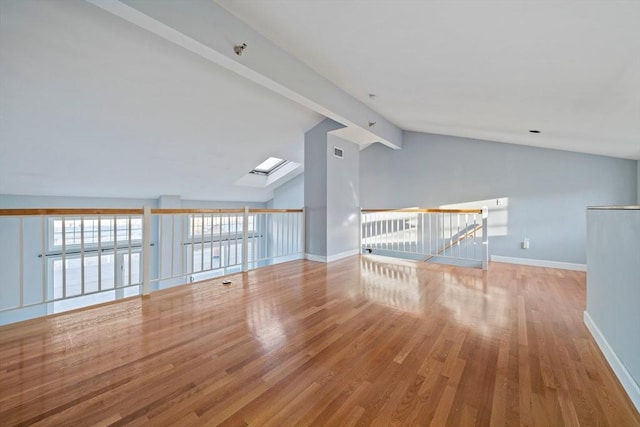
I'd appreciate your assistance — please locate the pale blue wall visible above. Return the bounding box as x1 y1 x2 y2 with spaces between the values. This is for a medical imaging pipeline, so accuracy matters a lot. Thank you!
181 199 265 209
0 194 266 209
360 132 637 264
268 174 304 209
0 194 157 208
0 194 158 324
586 208 640 409
303 119 344 257
326 134 360 258
303 119 361 259
0 194 265 325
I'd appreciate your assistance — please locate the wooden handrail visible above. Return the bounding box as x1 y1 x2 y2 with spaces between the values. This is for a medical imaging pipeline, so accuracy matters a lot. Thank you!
0 208 144 216
0 207 305 216
362 208 483 214
0 207 480 216
249 208 303 213
151 208 245 214
151 208 303 214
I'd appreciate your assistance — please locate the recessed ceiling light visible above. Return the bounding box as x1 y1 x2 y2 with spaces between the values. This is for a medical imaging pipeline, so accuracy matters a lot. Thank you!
529 130 541 134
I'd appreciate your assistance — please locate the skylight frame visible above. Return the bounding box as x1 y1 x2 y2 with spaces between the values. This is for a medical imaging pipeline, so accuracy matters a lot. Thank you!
250 157 288 176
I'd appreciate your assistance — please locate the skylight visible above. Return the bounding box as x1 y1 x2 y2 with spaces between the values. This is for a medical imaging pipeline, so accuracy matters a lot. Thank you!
250 157 288 175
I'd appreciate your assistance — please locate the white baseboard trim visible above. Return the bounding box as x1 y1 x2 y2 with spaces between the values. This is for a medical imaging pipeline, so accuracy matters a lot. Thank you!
305 249 360 264
491 255 586 271
327 249 360 263
584 311 640 412
305 253 326 263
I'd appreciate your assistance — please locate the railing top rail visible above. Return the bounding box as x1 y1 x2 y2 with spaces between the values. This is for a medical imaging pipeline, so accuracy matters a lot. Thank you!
362 208 483 214
249 208 303 213
151 208 303 214
151 208 245 214
0 208 144 216
0 207 305 216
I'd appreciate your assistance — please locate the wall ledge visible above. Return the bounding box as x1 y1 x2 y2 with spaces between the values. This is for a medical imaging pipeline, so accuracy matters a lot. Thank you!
491 255 586 271
584 311 640 412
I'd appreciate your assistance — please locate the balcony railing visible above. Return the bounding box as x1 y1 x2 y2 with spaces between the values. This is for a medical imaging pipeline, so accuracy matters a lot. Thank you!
0 207 304 325
361 207 488 270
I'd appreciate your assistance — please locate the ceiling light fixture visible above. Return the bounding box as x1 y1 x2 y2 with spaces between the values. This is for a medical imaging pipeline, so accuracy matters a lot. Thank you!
368 121 376 127
234 43 247 56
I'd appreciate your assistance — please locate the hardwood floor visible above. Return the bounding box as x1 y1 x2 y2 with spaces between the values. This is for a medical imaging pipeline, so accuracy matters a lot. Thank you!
0 256 638 426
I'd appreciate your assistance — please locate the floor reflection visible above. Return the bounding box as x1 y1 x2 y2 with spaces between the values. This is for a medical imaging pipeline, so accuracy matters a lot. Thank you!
359 256 508 335
359 256 423 313
246 297 287 351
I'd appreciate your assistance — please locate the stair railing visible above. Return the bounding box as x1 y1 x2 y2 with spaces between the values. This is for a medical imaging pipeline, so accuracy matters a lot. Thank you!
361 207 488 270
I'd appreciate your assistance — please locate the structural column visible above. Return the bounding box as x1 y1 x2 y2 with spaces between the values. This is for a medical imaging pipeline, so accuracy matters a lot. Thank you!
304 119 361 262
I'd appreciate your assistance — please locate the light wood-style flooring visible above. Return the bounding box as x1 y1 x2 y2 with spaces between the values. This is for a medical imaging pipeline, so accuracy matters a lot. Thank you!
0 256 638 426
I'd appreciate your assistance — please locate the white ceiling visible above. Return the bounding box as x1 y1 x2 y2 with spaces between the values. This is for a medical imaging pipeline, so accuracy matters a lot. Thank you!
0 0 321 201
218 0 640 160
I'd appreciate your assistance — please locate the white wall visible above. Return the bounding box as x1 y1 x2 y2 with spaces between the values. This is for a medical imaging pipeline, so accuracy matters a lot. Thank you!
360 132 638 264
585 207 640 410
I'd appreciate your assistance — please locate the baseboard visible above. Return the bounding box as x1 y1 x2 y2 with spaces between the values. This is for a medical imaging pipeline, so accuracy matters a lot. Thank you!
327 249 360 263
305 249 360 263
304 253 327 263
490 255 586 271
584 311 640 412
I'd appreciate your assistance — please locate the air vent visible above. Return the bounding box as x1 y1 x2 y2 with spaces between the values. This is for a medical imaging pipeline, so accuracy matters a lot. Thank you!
334 146 344 158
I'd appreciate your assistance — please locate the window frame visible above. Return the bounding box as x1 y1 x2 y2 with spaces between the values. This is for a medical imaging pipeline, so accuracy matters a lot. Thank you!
250 157 288 176
47 216 143 253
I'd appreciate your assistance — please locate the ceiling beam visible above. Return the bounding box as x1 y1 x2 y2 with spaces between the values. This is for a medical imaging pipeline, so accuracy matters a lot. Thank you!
85 0 403 149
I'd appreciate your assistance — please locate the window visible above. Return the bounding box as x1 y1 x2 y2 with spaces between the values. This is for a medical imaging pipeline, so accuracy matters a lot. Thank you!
49 217 142 250
189 215 255 238
250 156 288 176
50 251 141 299
45 217 143 307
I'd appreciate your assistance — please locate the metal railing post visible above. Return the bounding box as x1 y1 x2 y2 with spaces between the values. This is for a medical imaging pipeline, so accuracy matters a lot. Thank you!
142 205 151 295
482 206 489 271
242 206 249 272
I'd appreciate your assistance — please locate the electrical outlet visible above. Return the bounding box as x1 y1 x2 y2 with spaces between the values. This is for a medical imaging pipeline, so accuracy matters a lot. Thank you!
522 238 530 249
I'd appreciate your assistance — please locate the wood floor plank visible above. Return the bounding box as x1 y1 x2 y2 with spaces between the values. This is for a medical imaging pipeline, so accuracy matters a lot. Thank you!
1 257 639 426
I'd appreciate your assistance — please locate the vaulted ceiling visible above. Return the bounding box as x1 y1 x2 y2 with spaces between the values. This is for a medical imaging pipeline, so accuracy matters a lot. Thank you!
218 0 640 160
0 0 322 201
1 0 638 203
